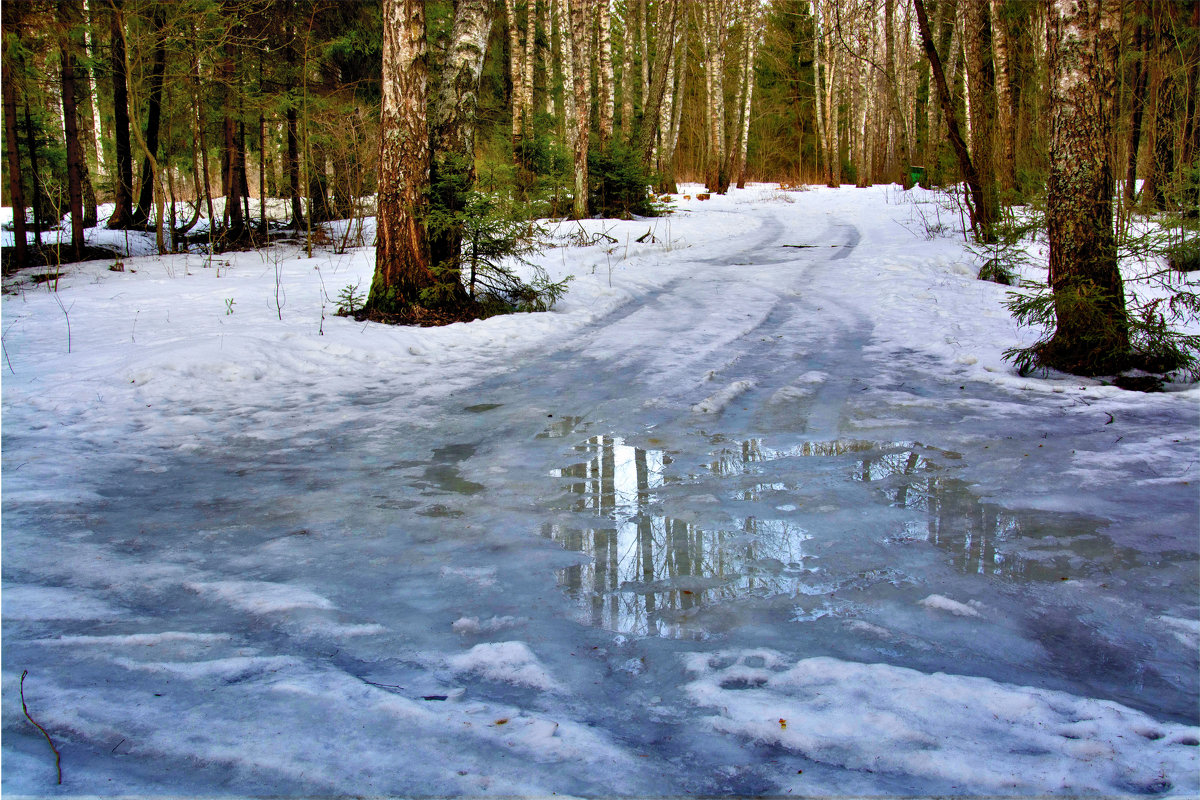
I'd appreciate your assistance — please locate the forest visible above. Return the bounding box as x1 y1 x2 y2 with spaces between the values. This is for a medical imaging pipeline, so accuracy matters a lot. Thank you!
2 0 1199 374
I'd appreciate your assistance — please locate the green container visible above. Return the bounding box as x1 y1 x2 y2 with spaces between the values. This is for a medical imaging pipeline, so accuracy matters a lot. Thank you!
908 166 927 188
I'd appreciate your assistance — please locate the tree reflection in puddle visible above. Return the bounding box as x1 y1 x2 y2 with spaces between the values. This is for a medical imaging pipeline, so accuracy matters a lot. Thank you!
547 435 814 637
547 435 1159 636
708 437 1147 584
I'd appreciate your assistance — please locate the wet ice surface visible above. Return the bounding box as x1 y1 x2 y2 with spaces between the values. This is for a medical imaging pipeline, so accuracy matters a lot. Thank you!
4 186 1198 796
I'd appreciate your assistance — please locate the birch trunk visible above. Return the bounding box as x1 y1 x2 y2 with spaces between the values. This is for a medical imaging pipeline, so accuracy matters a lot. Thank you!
702 0 729 192
430 0 495 279
368 0 437 316
640 0 678 169
597 0 615 144
733 0 761 188
568 0 594 218
1043 0 1128 375
557 0 577 152
989 0 1016 191
505 0 525 145
620 2 634 136
524 0 536 133
658 18 686 192
813 1 827 183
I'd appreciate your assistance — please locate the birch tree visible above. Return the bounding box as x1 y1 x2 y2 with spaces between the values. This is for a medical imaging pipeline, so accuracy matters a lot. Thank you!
1038 0 1129 375
568 0 594 218
368 0 437 316
597 0 616 144
429 0 495 276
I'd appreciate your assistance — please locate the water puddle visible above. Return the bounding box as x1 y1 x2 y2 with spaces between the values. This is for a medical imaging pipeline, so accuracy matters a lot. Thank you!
548 435 1158 636
413 444 484 495
464 403 503 413
708 437 1146 583
547 436 814 637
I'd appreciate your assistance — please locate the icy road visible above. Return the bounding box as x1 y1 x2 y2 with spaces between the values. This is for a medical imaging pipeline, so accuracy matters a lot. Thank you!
3 185 1198 797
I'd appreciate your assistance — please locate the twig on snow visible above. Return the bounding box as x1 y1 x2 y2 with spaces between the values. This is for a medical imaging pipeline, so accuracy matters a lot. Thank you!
20 670 62 785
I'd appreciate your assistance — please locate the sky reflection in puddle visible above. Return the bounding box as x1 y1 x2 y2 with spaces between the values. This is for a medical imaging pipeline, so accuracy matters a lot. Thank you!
548 435 1151 636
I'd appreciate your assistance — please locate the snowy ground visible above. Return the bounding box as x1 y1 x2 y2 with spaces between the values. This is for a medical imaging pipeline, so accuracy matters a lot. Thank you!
3 184 1198 797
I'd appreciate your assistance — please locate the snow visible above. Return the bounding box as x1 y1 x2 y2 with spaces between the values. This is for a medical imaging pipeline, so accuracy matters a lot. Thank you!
3 184 1197 796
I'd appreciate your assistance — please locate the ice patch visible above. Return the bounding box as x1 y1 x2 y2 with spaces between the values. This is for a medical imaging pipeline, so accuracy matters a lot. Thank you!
186 580 337 614
919 593 983 617
3 585 127 620
1159 615 1200 649
449 641 561 691
692 380 755 415
440 566 498 588
452 615 523 635
683 650 1200 795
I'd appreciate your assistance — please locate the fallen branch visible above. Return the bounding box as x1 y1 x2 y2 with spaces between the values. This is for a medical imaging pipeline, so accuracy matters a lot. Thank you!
20 670 62 785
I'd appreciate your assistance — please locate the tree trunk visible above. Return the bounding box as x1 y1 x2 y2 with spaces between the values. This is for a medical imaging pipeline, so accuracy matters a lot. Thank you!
108 0 134 229
1123 7 1148 202
732 0 760 189
639 0 679 170
989 0 1016 192
132 9 166 226
505 0 526 147
914 0 991 237
813 1 827 183
657 16 686 193
597 0 615 145
962 0 998 238
1042 0 1128 375
429 0 495 281
568 0 594 219
702 0 729 192
3 34 28 270
619 1 634 136
24 103 44 247
59 0 86 261
557 0 577 153
368 0 437 316
222 55 245 234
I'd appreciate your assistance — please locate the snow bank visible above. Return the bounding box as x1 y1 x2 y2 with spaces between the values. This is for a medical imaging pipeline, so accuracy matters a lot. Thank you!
684 650 1200 795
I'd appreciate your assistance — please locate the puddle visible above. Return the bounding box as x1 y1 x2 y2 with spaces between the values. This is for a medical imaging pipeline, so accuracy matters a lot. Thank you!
703 436 882 477
549 436 1164 635
884 474 1147 582
552 435 673 514
464 403 503 413
537 415 589 439
548 436 814 637
413 444 484 495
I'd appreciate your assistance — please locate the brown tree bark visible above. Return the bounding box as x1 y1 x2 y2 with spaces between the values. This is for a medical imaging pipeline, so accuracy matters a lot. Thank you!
59 0 86 261
1123 5 1148 202
639 0 679 170
3 30 28 270
914 0 993 238
132 7 166 226
962 0 998 238
989 0 1016 192
23 103 44 248
108 0 134 229
1042 0 1128 375
368 0 438 315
